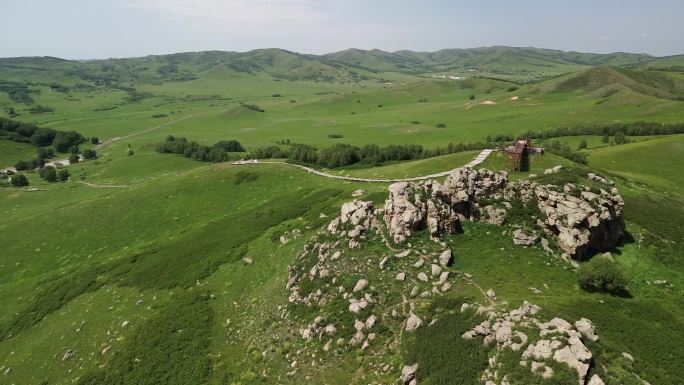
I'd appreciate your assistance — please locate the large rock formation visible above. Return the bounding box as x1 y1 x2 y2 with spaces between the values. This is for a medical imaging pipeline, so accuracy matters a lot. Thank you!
505 179 625 260
380 168 624 260
382 180 459 243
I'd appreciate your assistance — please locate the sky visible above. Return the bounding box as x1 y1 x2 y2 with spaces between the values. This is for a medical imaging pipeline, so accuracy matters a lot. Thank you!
3 0 684 59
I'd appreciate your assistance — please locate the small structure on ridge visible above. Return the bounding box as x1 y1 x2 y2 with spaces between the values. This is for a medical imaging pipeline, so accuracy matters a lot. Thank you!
504 139 544 171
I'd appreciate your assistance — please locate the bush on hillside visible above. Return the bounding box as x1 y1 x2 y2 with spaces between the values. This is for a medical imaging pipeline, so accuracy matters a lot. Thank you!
69 154 80 164
39 166 57 182
82 149 97 160
242 104 265 112
578 257 629 295
10 173 28 187
57 168 69 182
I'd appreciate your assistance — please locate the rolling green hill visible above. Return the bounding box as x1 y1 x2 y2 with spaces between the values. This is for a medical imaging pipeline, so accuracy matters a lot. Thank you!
0 46 683 385
536 66 684 100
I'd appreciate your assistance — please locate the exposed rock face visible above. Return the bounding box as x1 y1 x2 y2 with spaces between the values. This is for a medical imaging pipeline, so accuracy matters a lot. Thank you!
530 183 624 260
512 229 539 246
328 200 377 248
383 181 459 243
379 167 624 260
441 168 508 219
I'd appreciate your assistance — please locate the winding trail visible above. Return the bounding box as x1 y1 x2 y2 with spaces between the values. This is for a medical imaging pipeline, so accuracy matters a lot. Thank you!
233 149 495 183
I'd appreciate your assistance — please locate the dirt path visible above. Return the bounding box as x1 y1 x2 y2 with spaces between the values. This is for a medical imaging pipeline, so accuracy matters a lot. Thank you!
233 149 495 184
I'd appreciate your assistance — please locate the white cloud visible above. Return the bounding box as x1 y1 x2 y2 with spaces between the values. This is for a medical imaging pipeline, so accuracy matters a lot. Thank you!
124 0 326 24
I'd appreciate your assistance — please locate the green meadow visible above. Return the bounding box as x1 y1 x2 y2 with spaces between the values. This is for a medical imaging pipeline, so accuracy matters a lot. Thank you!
0 49 683 384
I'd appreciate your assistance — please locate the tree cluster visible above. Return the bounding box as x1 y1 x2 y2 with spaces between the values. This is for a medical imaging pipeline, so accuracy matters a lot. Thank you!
519 121 684 140
38 166 69 182
255 141 490 168
155 135 245 162
0 116 85 152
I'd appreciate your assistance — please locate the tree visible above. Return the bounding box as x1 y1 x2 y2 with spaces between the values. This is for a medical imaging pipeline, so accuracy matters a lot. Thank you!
90 136 99 145
57 169 70 182
10 173 28 187
578 257 629 295
127 144 134 157
52 130 85 152
39 166 57 182
614 131 628 145
601 134 609 143
14 159 32 171
468 95 475 100
578 139 588 149
69 154 80 164
213 140 245 152
82 149 97 160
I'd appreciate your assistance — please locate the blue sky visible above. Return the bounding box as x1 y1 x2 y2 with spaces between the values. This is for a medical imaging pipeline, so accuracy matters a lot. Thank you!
3 0 683 59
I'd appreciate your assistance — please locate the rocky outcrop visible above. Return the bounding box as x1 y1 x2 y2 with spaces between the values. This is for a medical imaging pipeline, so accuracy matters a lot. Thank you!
530 183 624 260
383 181 459 243
463 301 598 385
379 168 624 260
328 200 377 248
441 168 508 219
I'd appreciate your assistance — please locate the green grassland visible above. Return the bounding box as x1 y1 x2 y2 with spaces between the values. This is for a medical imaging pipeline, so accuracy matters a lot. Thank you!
1 49 683 385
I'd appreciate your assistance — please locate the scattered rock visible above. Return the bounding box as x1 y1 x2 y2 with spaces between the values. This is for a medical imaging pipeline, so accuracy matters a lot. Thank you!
62 350 75 361
512 229 538 246
575 318 599 342
438 248 453 267
400 363 418 384
395 272 406 281
405 313 422 332
353 279 369 292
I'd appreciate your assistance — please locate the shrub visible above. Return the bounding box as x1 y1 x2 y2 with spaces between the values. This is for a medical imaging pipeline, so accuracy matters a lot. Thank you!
578 139 588 149
10 173 28 187
68 153 80 164
242 104 265 112
82 149 97 160
578 257 629 295
90 136 99 145
57 169 69 182
469 94 475 100
39 166 57 182
328 134 343 138
14 159 32 171
409 120 421 124
436 123 446 128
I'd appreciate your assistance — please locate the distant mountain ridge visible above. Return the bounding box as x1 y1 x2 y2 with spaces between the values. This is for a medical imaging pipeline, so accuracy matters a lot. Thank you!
1 46 683 94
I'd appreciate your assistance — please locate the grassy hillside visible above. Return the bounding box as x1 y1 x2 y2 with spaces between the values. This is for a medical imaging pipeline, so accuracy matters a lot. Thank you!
0 47 683 385
537 66 684 100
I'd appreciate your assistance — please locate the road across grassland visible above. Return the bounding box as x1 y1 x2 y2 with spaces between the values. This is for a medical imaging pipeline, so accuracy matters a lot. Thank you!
233 149 496 183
